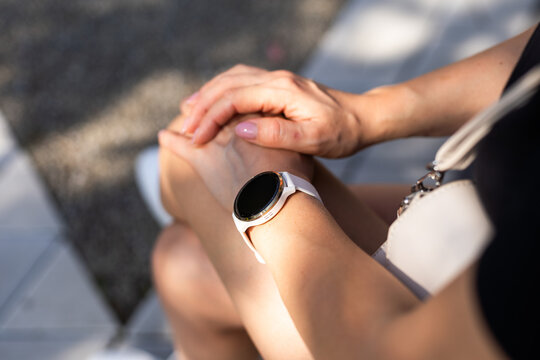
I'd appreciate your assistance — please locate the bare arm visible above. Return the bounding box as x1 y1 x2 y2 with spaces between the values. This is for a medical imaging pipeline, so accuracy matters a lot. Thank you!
182 26 535 157
348 26 536 144
249 193 505 359
160 114 389 255
160 114 505 358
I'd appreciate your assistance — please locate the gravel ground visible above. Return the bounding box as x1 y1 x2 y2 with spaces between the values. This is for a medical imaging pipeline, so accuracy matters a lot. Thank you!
0 0 346 321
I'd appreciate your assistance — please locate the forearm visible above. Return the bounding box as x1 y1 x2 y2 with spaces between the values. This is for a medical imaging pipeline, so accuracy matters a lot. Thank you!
248 193 506 359
312 160 388 254
344 26 535 144
249 192 419 358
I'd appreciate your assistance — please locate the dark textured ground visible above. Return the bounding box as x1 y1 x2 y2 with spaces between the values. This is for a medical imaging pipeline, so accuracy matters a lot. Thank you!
0 0 346 321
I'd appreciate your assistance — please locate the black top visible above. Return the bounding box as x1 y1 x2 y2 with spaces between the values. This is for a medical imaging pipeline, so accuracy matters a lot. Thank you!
475 24 540 359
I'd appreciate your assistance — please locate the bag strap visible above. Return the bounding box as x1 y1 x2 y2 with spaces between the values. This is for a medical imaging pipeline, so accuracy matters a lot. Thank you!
432 65 540 172
398 65 540 216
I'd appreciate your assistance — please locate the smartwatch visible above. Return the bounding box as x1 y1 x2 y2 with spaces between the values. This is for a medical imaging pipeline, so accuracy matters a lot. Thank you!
232 171 322 264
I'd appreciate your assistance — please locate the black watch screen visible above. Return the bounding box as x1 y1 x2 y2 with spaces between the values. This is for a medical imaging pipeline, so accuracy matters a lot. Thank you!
234 171 283 221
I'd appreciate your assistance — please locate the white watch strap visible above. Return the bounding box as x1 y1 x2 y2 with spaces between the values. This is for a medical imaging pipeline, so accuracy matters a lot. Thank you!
283 172 322 201
233 171 321 264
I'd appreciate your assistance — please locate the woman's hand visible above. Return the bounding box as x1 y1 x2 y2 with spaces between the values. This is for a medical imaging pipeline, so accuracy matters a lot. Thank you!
180 65 380 158
159 113 314 211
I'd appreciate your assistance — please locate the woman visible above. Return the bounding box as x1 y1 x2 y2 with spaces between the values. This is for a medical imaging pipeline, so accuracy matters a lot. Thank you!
154 24 538 359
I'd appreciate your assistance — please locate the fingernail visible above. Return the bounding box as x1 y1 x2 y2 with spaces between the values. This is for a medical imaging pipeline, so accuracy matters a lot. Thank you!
185 91 200 104
235 121 257 139
181 117 191 134
191 128 200 144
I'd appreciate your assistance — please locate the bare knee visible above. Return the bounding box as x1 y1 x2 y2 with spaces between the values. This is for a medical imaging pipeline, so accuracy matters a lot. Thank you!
152 222 241 326
153 223 310 359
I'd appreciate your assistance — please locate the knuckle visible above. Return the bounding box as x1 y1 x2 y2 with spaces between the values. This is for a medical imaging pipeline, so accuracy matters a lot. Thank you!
231 63 250 72
264 120 283 145
270 70 300 87
272 69 294 78
273 76 298 89
222 88 236 101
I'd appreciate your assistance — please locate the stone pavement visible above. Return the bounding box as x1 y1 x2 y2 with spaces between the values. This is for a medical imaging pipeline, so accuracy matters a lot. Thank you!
308 0 538 183
0 0 537 359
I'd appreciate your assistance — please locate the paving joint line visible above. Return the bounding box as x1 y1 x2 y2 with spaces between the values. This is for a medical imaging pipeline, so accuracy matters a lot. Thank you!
0 237 63 325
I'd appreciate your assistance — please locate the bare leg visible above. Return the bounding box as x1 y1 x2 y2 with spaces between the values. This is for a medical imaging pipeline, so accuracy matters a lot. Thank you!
156 124 312 359
349 184 410 225
152 221 258 360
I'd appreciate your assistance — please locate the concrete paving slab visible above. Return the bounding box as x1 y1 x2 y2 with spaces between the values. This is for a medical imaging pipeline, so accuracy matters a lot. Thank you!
126 291 170 337
89 346 160 360
0 151 64 230
302 0 439 92
411 0 537 77
0 334 112 360
327 137 444 184
344 153 434 184
302 0 537 186
0 232 56 313
121 336 172 360
124 291 173 359
317 157 365 180
320 136 445 184
0 241 118 331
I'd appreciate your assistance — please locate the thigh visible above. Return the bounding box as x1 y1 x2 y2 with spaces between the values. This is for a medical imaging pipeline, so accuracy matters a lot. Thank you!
153 221 244 328
348 184 410 226
153 222 261 359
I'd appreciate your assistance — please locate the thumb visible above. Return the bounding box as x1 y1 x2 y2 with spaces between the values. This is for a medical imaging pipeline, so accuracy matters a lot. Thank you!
234 118 310 153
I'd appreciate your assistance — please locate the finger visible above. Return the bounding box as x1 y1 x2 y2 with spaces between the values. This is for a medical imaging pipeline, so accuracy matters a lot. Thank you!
185 68 297 136
183 71 270 135
200 64 264 94
182 64 264 133
167 114 189 134
234 117 316 154
158 129 195 160
179 91 200 115
192 85 291 145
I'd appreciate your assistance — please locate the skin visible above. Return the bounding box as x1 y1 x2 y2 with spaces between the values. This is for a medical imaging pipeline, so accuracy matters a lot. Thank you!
156 114 397 359
154 25 536 359
182 27 534 157
158 114 505 360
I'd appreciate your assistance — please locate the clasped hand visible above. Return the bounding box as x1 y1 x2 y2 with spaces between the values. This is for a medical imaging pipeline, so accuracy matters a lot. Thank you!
179 64 375 158
159 113 314 212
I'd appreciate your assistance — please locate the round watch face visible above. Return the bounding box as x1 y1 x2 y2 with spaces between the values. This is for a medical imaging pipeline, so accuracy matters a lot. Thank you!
234 171 283 221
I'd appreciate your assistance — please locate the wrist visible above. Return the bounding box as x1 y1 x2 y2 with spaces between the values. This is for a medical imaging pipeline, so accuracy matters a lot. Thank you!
248 191 329 259
233 171 322 263
357 84 421 144
331 84 421 151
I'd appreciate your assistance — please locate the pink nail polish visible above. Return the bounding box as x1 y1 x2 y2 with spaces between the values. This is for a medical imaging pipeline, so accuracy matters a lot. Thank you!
185 91 200 104
191 128 200 144
235 122 257 139
181 117 191 134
